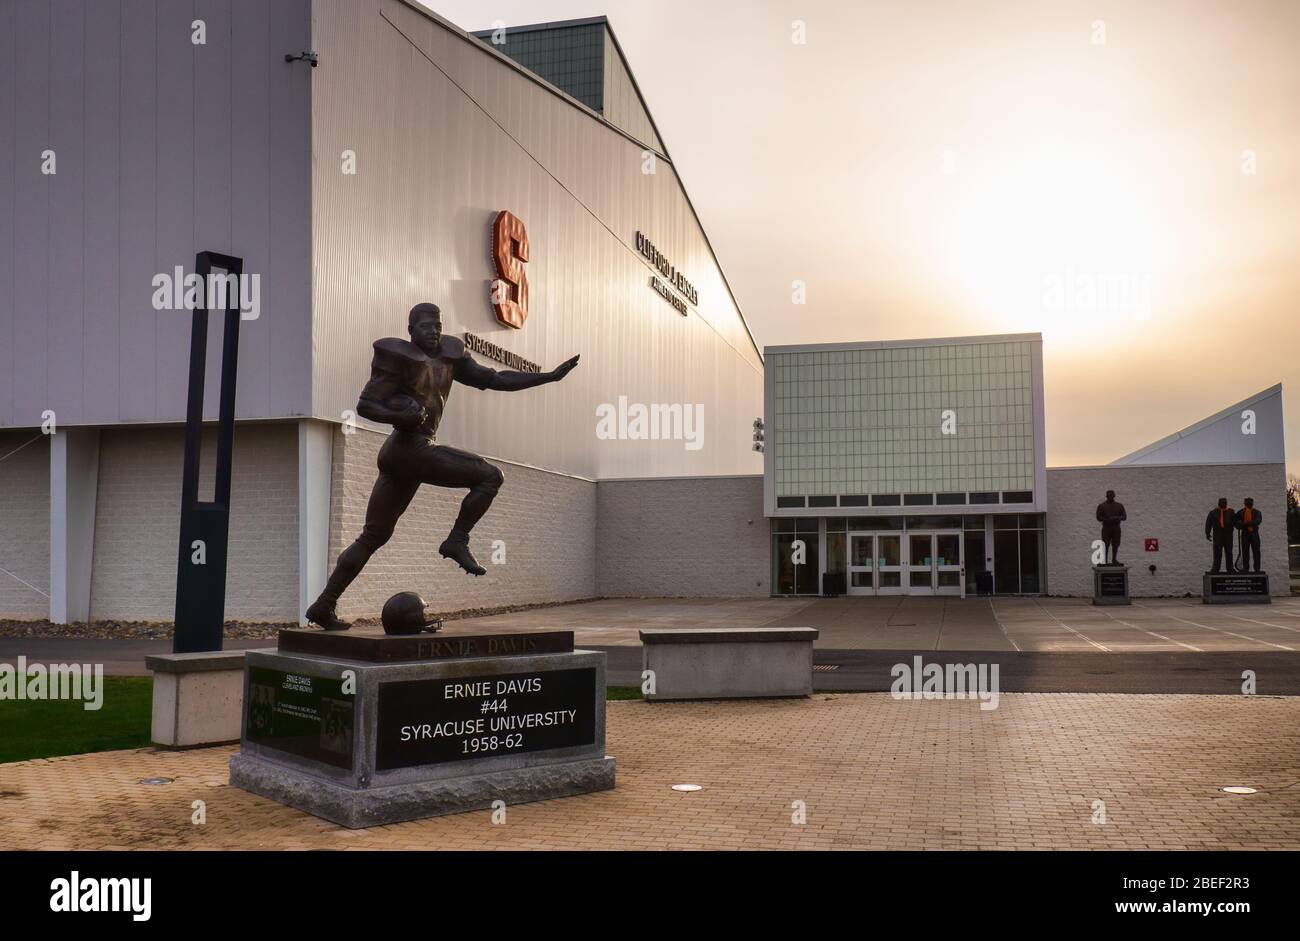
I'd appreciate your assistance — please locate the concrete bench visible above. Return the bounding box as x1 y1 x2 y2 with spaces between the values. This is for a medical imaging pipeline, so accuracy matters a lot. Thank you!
639 627 819 701
146 649 262 747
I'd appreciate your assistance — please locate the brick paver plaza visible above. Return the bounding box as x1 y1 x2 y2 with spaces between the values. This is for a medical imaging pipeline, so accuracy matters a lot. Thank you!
3 692 1298 850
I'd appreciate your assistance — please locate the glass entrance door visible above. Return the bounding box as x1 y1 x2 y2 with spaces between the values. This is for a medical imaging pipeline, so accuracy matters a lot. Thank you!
875 533 903 595
908 534 935 595
906 532 966 597
846 530 961 596
847 532 904 595
934 531 964 597
847 533 874 595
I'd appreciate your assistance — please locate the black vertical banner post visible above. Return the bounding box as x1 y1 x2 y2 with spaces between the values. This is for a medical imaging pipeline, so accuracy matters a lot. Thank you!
174 251 244 653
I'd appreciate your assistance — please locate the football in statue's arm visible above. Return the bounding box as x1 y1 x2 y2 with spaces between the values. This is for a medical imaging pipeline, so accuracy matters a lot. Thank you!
357 390 421 426
386 393 419 413
385 394 425 423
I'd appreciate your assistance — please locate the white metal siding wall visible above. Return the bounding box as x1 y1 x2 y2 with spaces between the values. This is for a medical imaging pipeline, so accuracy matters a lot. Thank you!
1111 387 1286 466
89 424 300 621
1045 463 1288 597
0 0 313 430
0 432 50 618
308 0 763 481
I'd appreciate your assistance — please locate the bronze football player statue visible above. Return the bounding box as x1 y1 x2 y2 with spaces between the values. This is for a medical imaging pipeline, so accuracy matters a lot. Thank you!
305 302 579 631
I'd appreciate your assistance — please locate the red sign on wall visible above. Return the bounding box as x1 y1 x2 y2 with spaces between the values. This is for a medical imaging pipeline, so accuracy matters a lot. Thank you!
1144 538 1159 552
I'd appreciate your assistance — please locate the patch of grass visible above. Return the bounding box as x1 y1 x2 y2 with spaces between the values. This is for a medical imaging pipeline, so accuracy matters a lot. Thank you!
606 686 643 701
0 676 152 763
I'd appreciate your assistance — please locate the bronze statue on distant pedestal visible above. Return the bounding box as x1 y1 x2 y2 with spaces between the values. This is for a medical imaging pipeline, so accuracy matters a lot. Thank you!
1096 490 1126 564
1235 496 1263 573
1204 497 1237 574
305 302 580 631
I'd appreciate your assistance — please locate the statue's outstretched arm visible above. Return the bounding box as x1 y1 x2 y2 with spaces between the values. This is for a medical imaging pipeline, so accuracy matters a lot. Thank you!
458 354 581 392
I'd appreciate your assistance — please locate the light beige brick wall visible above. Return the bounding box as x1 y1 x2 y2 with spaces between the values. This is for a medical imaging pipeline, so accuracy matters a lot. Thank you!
89 424 299 621
0 431 51 618
1045 462 1288 597
596 475 769 597
329 426 597 620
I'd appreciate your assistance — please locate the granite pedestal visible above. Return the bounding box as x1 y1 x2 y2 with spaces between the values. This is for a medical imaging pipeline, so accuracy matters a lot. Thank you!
228 629 614 828
1092 565 1130 606
1202 572 1271 604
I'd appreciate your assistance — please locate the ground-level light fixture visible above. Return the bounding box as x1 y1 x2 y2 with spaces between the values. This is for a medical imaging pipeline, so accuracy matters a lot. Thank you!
139 777 173 785
671 784 703 792
1221 786 1257 795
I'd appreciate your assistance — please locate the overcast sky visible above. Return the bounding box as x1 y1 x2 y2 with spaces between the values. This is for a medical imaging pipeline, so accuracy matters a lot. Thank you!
426 0 1299 471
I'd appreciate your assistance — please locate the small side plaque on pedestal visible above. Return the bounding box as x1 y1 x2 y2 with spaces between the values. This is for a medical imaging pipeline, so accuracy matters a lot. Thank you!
1203 572 1271 604
1092 565 1130 605
246 667 355 769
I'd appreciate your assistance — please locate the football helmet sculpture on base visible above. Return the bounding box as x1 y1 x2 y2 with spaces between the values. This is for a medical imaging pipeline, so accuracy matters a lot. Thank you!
381 591 443 635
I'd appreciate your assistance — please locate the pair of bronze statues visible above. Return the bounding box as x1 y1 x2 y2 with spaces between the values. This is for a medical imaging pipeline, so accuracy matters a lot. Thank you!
305 303 578 631
1204 497 1264 574
1096 490 1264 575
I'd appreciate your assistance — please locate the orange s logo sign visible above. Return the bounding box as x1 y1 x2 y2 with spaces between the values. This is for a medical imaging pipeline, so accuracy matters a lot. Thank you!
491 210 529 329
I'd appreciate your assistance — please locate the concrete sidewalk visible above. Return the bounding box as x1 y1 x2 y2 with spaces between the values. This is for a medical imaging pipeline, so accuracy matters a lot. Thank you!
438 595 1300 652
2 692 1297 850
